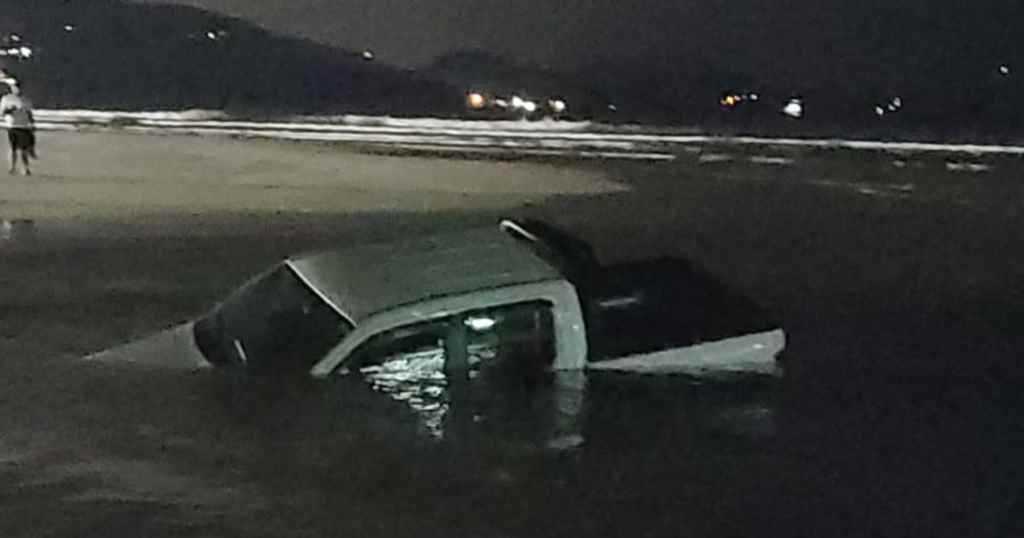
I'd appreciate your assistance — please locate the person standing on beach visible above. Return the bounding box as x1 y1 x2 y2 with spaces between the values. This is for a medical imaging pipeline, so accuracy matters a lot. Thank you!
1 80 36 175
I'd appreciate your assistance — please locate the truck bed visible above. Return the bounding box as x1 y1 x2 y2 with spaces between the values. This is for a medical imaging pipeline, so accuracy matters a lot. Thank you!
571 258 779 362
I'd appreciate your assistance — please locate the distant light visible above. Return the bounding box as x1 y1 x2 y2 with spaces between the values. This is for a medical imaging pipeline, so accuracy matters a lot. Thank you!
466 92 486 109
782 98 803 118
522 100 538 113
607 103 618 111
362 49 375 61
1 46 31 59
721 93 758 107
549 99 567 113
206 31 218 40
8 34 21 43
510 95 524 109
879 96 902 114
874 106 886 117
999 65 1011 75
63 24 75 32
493 98 509 109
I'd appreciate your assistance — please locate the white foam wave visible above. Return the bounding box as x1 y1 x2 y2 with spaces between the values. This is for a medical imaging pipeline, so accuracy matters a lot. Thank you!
32 109 1024 159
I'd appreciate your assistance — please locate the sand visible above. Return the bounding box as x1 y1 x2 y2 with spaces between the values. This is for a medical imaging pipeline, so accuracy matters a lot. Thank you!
1 130 624 222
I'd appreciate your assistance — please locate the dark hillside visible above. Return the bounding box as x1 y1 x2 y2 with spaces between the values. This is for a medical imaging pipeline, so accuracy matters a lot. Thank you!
0 0 461 115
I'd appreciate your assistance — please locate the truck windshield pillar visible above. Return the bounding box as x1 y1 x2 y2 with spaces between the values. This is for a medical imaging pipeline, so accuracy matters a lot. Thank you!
443 316 470 378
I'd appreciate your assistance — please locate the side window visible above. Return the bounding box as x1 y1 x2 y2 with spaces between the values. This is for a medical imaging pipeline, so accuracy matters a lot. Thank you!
464 301 556 377
341 301 556 439
347 319 450 373
345 319 453 439
343 300 556 378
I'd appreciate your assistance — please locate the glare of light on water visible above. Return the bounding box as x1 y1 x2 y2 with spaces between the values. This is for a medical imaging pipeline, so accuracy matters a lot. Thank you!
945 161 992 173
359 352 450 439
749 155 794 165
808 179 915 200
698 153 733 163
713 404 776 438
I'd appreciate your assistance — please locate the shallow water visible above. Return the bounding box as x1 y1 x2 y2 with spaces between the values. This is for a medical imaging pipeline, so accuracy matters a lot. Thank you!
3 152 1024 537
8 317 1019 538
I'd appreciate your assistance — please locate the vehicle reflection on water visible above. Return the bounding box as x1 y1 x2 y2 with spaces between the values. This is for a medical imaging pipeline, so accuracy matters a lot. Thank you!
276 357 781 454
74 329 1023 537
356 349 451 439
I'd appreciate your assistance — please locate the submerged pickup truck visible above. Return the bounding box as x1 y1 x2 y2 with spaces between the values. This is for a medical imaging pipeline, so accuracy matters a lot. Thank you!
192 219 786 380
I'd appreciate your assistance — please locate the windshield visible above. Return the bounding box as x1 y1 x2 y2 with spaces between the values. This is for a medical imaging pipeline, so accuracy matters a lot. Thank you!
213 264 354 373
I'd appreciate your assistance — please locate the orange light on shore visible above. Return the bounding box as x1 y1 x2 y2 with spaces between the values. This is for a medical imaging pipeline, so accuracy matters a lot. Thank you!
466 92 486 109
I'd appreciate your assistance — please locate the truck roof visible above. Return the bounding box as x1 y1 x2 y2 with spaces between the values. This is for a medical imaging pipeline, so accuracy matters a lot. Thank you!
285 225 563 323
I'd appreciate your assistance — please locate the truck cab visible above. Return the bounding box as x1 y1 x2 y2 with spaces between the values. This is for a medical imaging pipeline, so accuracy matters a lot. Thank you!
193 219 784 381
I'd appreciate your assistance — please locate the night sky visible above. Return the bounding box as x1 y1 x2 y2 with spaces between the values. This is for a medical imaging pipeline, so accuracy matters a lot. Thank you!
128 0 1021 71
129 0 602 67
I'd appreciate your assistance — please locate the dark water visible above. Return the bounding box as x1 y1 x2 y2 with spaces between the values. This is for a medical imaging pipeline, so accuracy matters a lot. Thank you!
235 367 1022 538
3 153 1024 537
11 357 1013 538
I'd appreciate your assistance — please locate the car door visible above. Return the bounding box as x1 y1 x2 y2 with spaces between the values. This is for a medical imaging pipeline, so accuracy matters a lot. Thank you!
341 301 558 438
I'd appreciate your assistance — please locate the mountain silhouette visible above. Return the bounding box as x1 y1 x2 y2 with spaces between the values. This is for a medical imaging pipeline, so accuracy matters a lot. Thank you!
0 0 462 115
